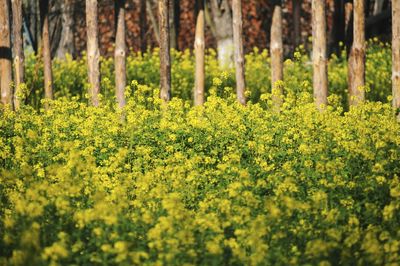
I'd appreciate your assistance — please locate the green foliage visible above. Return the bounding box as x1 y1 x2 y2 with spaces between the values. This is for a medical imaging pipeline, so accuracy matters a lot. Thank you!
1 86 400 265
365 39 392 102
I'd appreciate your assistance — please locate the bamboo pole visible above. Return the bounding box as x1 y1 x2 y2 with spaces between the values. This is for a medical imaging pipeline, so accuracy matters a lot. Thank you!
86 0 100 106
312 0 328 109
159 0 171 102
115 0 126 108
271 1 283 109
40 0 53 109
232 0 246 105
194 0 205 106
348 0 365 106
12 0 24 110
0 0 13 108
393 0 400 119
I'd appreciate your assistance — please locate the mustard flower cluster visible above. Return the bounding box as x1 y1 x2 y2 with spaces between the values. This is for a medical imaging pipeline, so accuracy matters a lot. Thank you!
1 83 400 265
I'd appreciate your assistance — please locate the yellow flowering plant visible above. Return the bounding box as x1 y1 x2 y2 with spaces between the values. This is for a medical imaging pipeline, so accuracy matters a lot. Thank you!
1 42 400 265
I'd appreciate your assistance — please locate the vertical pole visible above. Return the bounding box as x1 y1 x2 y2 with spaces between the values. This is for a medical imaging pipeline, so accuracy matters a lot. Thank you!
271 1 284 109
40 0 53 109
86 0 100 106
312 0 328 109
194 0 205 106
0 0 13 108
12 0 24 110
159 0 171 102
115 0 126 108
392 0 400 119
348 0 365 106
232 0 246 105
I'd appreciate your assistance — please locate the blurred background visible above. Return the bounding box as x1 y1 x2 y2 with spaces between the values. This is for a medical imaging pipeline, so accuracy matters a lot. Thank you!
22 0 391 59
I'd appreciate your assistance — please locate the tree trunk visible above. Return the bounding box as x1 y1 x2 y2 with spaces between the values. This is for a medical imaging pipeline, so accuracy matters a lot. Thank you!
194 0 205 106
392 0 400 120
0 0 12 107
0 0 12 108
271 1 283 109
86 0 100 106
348 0 365 106
169 0 180 50
292 0 301 48
140 0 147 52
40 0 53 109
148 0 160 44
209 0 234 67
232 0 246 105
159 0 171 102
11 0 24 110
55 0 75 59
115 0 126 108
312 0 328 109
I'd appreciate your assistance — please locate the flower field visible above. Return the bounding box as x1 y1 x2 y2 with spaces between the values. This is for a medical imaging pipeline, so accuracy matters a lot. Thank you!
1 41 400 265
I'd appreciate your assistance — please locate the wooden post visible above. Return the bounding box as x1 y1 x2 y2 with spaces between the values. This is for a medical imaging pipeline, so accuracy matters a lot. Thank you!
140 0 147 52
12 0 24 110
40 0 53 109
0 0 13 108
115 0 126 108
232 0 246 105
271 1 284 109
159 0 171 102
348 0 365 106
392 0 400 119
194 0 205 106
86 0 100 106
312 0 328 109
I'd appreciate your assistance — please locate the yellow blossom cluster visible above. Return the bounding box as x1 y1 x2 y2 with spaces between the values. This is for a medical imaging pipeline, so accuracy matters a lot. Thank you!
1 40 400 265
1 85 400 265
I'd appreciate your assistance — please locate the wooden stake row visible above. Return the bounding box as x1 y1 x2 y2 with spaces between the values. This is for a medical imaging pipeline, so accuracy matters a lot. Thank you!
0 0 398 119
